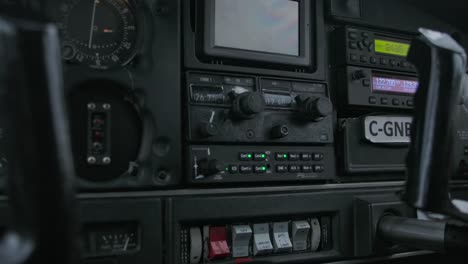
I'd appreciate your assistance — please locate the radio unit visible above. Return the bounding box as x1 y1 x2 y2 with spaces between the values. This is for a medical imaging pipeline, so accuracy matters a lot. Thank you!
336 66 418 110
188 145 335 184
332 26 416 73
186 72 334 144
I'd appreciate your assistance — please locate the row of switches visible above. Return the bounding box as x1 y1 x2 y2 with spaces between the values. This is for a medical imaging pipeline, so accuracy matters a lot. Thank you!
187 218 324 263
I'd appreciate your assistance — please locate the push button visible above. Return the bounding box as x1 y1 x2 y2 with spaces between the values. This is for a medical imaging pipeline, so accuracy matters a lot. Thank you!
254 165 267 173
390 59 397 67
313 165 325 173
348 32 358 40
272 222 293 253
369 97 377 104
392 98 400 106
208 226 230 260
288 153 300 161
362 79 371 87
381 98 388 105
407 99 414 107
348 41 358 49
275 153 288 161
292 221 310 251
229 165 239 174
350 54 358 62
253 223 274 256
232 225 252 258
370 57 377 64
302 165 313 173
240 165 253 174
380 58 388 65
289 165 301 173
301 153 312 161
239 153 252 161
360 55 368 63
276 165 288 173
254 153 266 161
313 153 324 161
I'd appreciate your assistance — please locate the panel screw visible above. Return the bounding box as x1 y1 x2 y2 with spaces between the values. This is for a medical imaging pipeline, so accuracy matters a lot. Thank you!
102 157 111 164
87 156 96 164
87 103 96 110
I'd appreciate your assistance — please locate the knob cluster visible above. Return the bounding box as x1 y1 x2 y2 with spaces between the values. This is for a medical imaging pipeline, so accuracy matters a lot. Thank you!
231 92 265 120
295 95 333 121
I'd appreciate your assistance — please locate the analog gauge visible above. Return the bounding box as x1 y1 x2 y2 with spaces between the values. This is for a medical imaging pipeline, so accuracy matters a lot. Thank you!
58 0 138 69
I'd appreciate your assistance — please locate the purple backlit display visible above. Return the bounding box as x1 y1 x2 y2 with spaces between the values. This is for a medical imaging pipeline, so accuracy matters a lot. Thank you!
372 75 418 95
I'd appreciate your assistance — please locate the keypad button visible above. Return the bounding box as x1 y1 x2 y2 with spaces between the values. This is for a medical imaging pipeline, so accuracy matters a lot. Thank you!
240 165 253 174
362 79 371 87
229 165 239 174
275 153 288 161
313 153 324 161
254 153 266 161
392 98 400 106
301 153 312 161
289 165 301 173
313 165 325 173
302 165 313 173
276 165 288 173
239 153 252 161
348 32 358 40
289 153 300 161
254 165 267 173
349 42 358 49
381 98 388 105
369 97 377 104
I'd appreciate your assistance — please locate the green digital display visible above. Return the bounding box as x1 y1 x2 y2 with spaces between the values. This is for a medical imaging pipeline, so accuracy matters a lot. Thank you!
374 39 410 57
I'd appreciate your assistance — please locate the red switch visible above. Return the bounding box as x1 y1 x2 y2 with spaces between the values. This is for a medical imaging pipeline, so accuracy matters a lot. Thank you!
208 226 230 260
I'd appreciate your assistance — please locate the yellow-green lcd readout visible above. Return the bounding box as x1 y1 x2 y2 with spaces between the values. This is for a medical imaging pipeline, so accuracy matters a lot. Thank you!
374 39 410 57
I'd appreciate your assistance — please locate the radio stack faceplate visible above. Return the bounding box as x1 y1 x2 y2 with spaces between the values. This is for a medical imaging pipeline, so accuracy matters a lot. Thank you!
333 26 416 73
185 71 336 184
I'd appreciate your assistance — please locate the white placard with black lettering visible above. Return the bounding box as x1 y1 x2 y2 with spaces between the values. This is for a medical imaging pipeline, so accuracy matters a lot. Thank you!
363 116 412 144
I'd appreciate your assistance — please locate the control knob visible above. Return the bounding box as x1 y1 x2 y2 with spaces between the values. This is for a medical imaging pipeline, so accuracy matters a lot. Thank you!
198 158 224 176
231 92 265 120
271 124 289 139
199 122 219 138
295 95 333 121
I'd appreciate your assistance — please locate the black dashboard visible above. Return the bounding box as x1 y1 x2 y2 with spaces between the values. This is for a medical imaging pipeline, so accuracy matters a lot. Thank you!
1 0 468 263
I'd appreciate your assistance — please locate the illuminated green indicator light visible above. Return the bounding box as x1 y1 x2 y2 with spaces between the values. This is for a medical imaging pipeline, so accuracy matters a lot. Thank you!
283 154 287 158
248 154 252 158
225 167 229 171
261 154 265 158
262 166 267 171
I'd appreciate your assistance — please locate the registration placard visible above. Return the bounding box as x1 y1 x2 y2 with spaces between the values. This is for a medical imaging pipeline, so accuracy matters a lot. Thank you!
363 116 412 144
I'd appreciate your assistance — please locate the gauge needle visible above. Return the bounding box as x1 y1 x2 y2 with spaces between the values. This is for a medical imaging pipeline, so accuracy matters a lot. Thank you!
88 0 98 49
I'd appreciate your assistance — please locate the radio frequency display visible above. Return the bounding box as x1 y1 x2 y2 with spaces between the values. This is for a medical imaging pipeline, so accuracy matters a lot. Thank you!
372 74 418 95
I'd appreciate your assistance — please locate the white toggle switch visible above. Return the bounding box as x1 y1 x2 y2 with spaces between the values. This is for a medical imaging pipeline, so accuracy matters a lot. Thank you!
310 218 321 252
253 223 274 256
189 227 203 264
292 220 310 251
231 225 252 258
272 222 293 253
